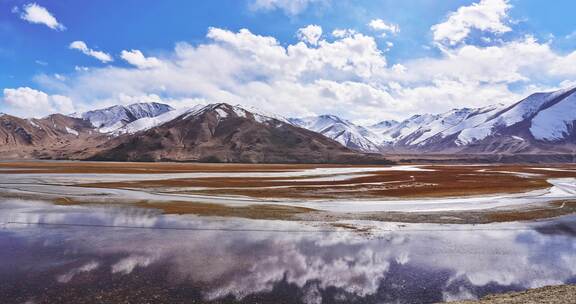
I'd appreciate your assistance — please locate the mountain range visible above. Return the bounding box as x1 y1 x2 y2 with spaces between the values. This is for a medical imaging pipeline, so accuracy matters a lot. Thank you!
1 86 575 163
293 86 576 155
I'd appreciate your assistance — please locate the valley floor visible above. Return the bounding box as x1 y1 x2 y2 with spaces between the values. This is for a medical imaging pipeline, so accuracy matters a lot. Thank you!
1 161 576 224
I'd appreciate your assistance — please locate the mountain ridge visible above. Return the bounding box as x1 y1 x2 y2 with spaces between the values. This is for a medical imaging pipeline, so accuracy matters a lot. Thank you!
88 103 389 163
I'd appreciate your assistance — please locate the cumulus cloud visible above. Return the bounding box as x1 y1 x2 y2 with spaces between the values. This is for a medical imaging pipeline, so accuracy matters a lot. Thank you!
297 25 323 46
17 3 65 31
120 49 162 69
1 87 75 118
332 29 357 38
431 0 512 46
32 27 389 121
368 19 400 35
22 23 576 122
69 41 113 63
249 0 325 15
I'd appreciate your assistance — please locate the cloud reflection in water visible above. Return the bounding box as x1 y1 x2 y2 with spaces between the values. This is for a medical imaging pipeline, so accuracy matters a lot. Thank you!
0 199 575 303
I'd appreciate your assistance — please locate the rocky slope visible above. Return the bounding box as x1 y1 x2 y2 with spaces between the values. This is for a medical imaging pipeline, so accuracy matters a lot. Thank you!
0 113 107 159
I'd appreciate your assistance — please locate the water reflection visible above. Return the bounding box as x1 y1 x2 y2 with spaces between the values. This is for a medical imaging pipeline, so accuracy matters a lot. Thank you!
0 199 575 303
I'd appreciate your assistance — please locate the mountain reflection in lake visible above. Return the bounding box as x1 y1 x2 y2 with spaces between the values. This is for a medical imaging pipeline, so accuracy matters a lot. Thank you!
1 199 575 304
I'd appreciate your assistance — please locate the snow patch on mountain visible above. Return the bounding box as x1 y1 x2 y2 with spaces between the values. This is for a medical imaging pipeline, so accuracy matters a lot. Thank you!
114 106 202 135
78 102 174 132
290 115 382 152
530 92 576 141
241 105 290 124
98 121 125 133
215 108 228 118
373 114 438 143
28 119 40 128
65 127 79 136
369 120 398 131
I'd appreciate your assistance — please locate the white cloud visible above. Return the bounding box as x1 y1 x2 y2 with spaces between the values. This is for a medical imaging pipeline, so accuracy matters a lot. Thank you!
249 0 325 15
431 0 511 46
332 29 357 38
2 87 74 118
69 41 113 63
54 73 66 81
18 3 65 31
368 19 400 35
34 28 389 121
297 25 323 46
120 49 162 69
24 26 576 123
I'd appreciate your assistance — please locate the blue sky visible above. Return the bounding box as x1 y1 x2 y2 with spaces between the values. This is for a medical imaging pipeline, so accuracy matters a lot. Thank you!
1 0 575 122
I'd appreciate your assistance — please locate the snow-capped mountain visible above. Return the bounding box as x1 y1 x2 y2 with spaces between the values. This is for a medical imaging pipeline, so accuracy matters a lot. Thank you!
458 86 576 144
75 102 174 132
289 115 382 152
89 103 386 163
369 120 398 132
375 105 503 147
367 86 576 153
113 106 202 135
289 86 576 154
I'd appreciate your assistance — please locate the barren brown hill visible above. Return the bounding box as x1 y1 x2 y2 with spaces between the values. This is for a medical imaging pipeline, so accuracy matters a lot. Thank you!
0 113 107 159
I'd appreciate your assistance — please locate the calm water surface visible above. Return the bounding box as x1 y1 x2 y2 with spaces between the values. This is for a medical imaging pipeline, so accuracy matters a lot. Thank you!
1 199 575 303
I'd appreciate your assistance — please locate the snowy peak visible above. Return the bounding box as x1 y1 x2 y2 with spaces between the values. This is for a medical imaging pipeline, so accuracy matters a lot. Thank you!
485 86 576 129
114 103 291 136
290 114 382 152
182 103 289 124
79 102 174 132
290 86 576 153
370 120 398 130
375 86 576 152
451 86 576 146
113 106 202 135
370 113 439 144
528 87 576 141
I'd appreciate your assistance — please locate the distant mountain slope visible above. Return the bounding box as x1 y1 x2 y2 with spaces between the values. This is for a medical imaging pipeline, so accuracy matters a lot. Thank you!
288 86 576 154
89 104 389 164
112 106 204 135
289 115 382 152
364 86 576 154
74 102 174 132
0 113 106 159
